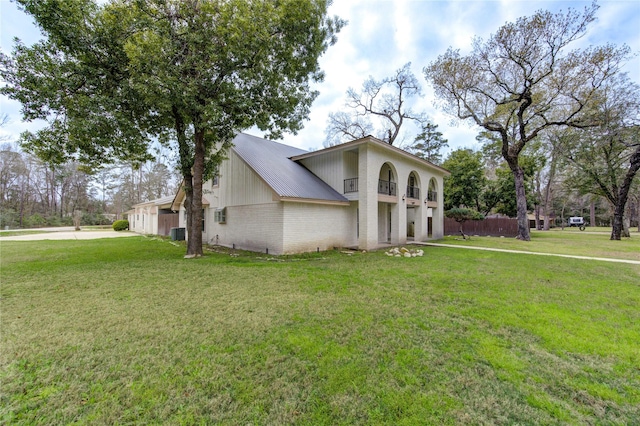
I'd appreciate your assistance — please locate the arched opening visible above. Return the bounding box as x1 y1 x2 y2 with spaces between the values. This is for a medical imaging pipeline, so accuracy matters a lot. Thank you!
378 163 397 196
406 171 420 200
427 178 438 238
377 162 398 243
427 178 438 204
406 171 421 239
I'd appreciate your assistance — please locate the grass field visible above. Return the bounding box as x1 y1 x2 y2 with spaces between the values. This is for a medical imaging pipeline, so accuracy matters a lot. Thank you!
441 229 640 262
1 236 639 424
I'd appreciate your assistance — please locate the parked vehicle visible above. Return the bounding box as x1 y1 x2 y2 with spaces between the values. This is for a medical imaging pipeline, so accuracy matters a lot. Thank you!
568 216 586 230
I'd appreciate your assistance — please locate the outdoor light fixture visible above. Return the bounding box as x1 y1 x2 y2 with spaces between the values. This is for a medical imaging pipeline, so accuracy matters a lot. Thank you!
402 194 406 201
424 197 428 204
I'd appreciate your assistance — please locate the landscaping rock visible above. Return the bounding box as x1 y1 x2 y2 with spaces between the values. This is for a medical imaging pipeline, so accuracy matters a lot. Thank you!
385 247 425 258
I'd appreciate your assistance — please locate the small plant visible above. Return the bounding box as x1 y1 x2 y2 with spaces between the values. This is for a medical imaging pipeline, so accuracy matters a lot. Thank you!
445 207 484 240
112 220 129 231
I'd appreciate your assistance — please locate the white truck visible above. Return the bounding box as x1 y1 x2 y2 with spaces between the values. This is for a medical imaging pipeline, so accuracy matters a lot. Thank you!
568 216 585 230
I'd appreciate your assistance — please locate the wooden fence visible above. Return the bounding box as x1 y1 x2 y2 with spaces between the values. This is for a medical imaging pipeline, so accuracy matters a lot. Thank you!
444 217 518 237
158 213 179 236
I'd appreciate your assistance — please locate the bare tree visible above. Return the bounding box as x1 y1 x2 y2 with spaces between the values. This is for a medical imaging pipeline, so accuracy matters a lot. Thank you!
325 63 428 146
425 3 630 240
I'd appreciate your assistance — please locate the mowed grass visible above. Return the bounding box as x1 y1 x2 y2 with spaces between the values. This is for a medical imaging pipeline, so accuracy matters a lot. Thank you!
1 237 639 424
442 229 640 261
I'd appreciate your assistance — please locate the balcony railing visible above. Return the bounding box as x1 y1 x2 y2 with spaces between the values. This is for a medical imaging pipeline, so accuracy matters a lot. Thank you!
427 190 437 202
378 179 397 196
406 185 420 199
344 177 359 193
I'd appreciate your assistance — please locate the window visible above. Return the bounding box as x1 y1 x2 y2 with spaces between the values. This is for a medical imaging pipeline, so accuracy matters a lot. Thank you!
212 166 220 187
214 208 226 224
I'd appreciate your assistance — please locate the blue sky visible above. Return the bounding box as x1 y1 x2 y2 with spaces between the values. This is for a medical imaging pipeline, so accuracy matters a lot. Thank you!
1 0 639 156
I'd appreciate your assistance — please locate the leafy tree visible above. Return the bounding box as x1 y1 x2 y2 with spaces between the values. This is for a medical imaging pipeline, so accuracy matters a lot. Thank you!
425 3 630 240
442 149 486 212
0 0 153 168
488 161 537 218
445 207 484 240
561 74 640 240
325 62 430 146
3 0 344 256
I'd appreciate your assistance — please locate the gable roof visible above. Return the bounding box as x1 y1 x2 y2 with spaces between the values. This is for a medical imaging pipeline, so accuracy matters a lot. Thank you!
231 133 349 204
132 195 177 209
290 135 450 176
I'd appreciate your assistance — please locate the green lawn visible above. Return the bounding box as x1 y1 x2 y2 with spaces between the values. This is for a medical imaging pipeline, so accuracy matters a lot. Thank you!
441 229 640 262
1 237 639 424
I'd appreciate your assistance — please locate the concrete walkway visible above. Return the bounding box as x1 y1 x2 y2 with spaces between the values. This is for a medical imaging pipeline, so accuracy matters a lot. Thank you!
416 242 640 265
0 227 138 241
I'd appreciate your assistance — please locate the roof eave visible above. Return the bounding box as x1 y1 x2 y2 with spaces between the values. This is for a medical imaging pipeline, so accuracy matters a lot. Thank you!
278 196 350 206
290 135 451 176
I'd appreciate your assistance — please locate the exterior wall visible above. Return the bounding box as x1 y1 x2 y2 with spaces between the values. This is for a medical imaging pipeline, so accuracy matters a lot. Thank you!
282 202 357 254
358 143 380 250
298 150 344 191
218 150 274 207
354 140 447 248
207 202 284 254
131 204 157 235
188 149 276 244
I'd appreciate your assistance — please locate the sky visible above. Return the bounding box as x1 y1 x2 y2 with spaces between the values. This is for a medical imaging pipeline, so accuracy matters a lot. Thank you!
1 0 639 157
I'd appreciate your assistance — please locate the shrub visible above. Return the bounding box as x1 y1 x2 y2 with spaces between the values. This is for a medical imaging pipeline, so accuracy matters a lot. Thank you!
24 213 47 228
112 220 129 231
45 215 62 227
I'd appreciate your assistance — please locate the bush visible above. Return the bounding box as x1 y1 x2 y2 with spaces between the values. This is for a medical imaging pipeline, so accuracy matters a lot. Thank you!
112 220 129 231
24 213 47 228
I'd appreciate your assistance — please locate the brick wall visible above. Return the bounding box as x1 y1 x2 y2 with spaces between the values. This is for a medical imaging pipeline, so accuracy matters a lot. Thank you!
208 202 284 254
282 202 356 254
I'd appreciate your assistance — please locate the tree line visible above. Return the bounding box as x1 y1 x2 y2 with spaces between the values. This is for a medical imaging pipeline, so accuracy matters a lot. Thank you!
0 140 179 229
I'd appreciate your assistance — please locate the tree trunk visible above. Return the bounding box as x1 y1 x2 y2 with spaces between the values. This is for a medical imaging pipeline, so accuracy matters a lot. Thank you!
543 144 558 231
590 200 596 228
507 158 531 241
610 146 640 240
185 128 205 257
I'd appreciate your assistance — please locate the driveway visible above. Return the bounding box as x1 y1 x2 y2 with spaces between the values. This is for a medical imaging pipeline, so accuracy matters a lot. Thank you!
1 227 138 241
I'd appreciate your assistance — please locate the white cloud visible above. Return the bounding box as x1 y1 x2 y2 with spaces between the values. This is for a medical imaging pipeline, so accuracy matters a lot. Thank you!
2 0 639 156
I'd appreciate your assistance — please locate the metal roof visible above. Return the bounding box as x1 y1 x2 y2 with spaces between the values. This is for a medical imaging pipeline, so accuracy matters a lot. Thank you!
132 195 176 208
231 133 349 203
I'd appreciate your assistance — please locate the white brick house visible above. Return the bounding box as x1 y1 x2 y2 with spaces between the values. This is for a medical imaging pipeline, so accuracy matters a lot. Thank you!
173 133 449 255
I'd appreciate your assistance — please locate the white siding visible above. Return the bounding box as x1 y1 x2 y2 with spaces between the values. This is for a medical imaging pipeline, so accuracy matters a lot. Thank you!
298 150 345 194
217 150 274 207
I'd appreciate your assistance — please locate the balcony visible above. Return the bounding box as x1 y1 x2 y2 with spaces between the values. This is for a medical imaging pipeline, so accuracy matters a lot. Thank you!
427 190 438 208
344 177 358 193
406 185 420 200
378 179 397 196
